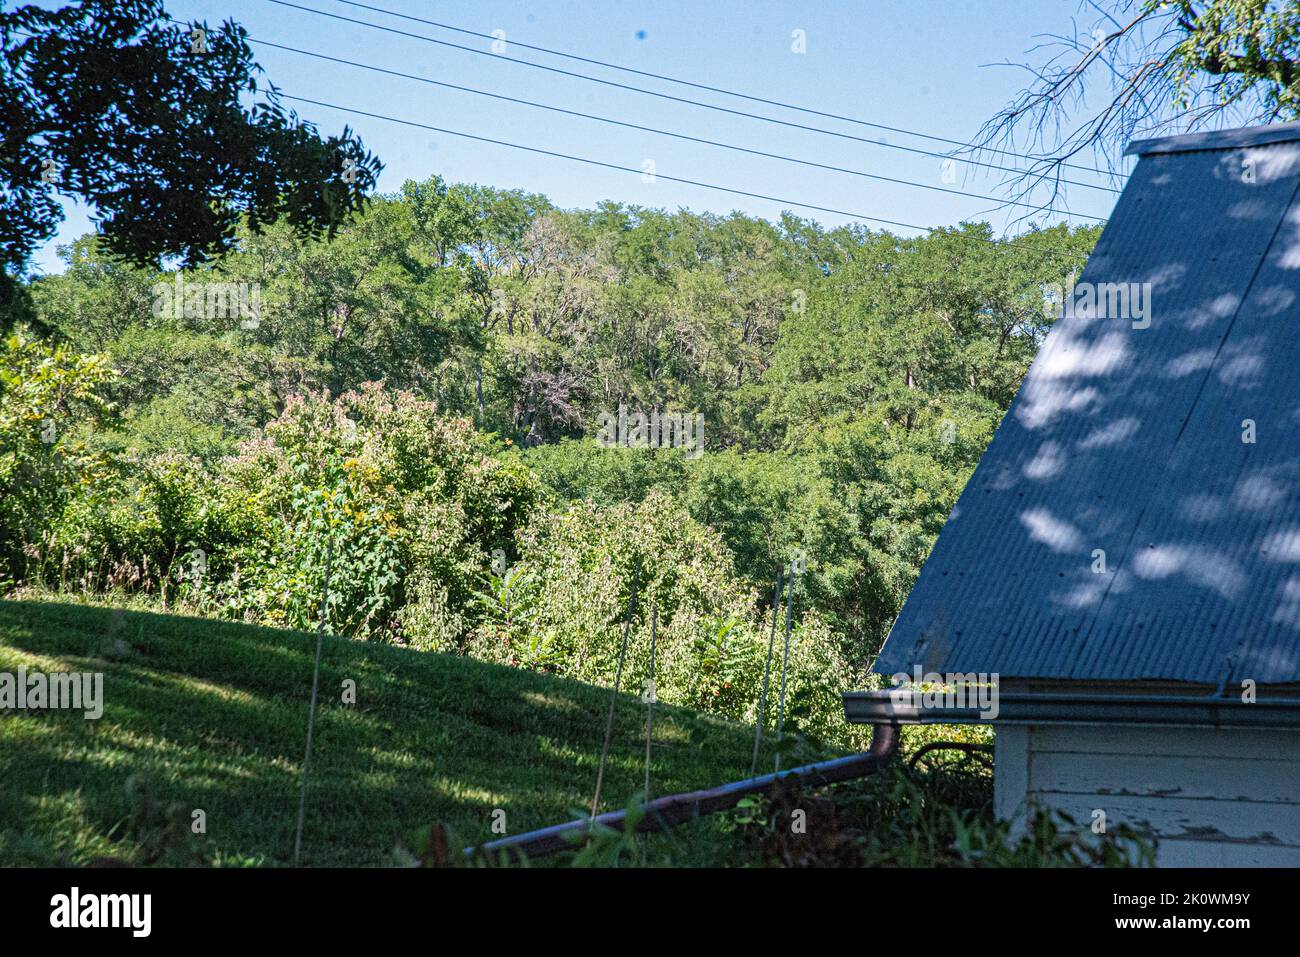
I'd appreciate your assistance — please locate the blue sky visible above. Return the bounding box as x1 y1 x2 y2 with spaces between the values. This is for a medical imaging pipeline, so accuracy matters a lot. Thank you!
29 0 1132 275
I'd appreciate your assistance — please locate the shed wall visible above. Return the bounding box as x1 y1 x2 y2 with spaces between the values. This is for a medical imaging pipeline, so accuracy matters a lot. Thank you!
994 724 1300 866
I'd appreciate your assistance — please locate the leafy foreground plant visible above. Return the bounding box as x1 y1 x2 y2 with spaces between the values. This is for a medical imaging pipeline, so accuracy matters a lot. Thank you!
726 766 1154 868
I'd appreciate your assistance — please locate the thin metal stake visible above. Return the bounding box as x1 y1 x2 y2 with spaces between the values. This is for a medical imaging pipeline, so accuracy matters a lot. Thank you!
643 602 658 802
591 558 640 823
293 531 333 866
774 560 797 772
750 567 783 776
640 602 658 867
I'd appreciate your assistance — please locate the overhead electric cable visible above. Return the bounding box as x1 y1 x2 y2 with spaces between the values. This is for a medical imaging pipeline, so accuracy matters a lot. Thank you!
250 36 1107 222
331 0 1120 179
283 92 1083 244
260 0 1122 195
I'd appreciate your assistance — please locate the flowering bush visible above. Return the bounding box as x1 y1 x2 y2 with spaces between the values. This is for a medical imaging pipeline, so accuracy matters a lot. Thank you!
24 384 540 644
204 386 540 641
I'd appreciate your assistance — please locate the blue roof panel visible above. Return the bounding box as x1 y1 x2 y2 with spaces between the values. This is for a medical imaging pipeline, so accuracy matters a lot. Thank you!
874 131 1300 685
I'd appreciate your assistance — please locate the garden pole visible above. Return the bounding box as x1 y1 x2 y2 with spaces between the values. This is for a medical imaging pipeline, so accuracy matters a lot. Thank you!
293 532 332 866
590 558 640 823
749 567 783 777
640 601 658 866
774 559 797 772
644 602 658 802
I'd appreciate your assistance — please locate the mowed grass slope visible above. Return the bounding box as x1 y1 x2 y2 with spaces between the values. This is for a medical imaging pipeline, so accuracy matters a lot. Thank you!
0 599 775 866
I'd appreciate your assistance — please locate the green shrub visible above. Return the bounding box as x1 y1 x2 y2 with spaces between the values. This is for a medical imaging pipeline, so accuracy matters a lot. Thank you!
470 490 864 746
203 385 537 642
736 766 1154 867
24 384 540 644
0 331 117 586
40 452 254 597
10 365 864 745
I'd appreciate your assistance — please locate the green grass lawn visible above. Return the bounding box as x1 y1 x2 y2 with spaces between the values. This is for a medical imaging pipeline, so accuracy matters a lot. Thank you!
0 598 780 867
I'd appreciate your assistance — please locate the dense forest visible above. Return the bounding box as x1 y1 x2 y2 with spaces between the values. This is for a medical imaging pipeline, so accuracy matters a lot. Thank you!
1 177 1099 746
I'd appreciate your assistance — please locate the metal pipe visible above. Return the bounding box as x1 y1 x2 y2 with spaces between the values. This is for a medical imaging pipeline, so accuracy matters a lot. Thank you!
469 723 899 863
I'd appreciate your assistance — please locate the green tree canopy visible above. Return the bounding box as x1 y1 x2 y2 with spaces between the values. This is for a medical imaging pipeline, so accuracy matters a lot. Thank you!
2 0 381 325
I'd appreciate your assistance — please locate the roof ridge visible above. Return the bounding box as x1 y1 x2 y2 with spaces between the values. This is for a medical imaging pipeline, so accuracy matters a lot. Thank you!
1125 120 1300 157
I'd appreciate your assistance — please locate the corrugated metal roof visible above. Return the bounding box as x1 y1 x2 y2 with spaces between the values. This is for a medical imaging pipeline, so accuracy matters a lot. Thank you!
874 126 1300 686
1126 120 1300 156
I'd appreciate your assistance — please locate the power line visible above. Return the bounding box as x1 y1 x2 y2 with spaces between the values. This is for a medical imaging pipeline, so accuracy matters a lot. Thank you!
333 0 1120 180
11 22 1097 251
248 35 1108 223
281 91 1095 250
259 0 1122 196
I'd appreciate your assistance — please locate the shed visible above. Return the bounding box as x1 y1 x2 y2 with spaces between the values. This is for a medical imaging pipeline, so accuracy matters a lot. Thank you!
844 121 1300 866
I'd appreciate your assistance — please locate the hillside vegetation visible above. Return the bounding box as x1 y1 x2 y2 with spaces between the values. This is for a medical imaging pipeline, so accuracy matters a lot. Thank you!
2 185 1098 750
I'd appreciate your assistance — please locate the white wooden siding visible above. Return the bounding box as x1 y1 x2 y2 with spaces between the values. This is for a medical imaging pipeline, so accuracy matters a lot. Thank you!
994 724 1300 866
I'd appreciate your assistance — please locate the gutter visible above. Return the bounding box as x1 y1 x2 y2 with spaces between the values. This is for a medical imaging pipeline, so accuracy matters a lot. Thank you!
842 689 1300 729
466 723 898 862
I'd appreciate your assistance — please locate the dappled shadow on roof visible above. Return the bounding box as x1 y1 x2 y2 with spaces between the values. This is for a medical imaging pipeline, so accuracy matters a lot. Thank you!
876 140 1300 687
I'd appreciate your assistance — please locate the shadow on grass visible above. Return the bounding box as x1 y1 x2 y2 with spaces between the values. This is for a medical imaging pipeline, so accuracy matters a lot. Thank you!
0 598 771 866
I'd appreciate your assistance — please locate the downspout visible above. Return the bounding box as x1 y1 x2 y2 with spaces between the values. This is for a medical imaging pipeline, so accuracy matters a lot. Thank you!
467 723 899 862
